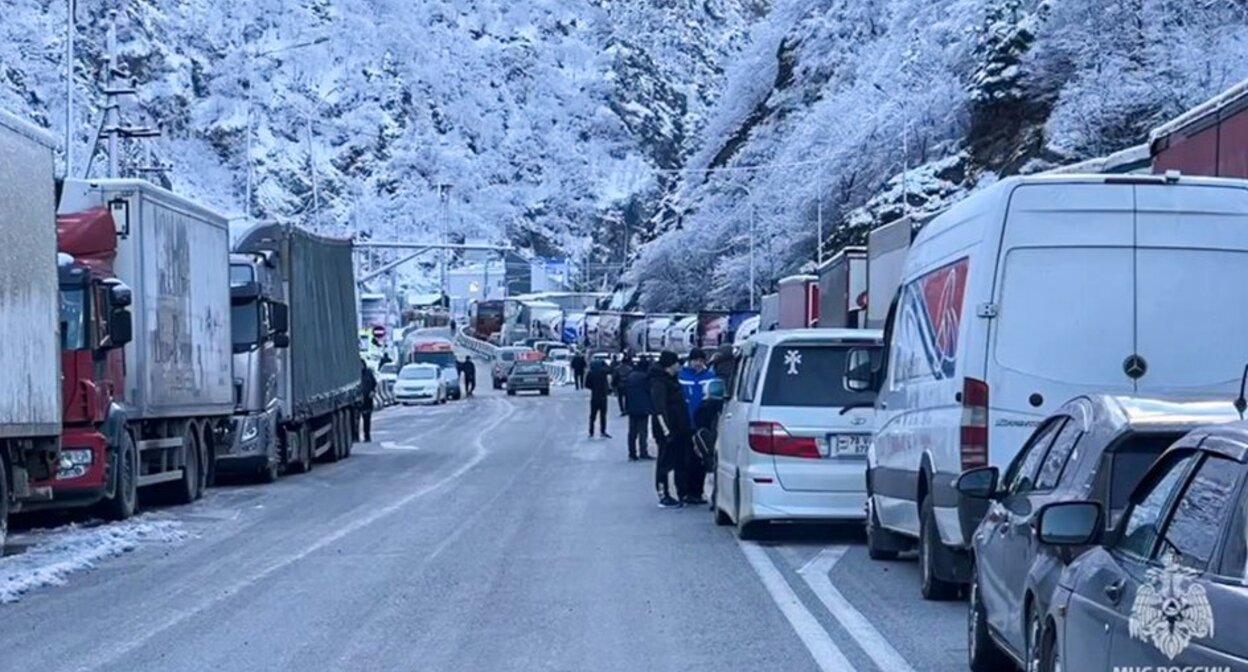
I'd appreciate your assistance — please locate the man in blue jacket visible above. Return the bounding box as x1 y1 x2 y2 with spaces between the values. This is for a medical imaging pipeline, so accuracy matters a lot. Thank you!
624 359 653 461
678 349 719 504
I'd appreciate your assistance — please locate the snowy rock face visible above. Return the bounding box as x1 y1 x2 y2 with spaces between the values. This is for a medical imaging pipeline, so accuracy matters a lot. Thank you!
0 0 761 256
630 0 1248 311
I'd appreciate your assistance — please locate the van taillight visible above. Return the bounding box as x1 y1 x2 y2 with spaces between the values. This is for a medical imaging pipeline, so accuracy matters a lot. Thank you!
960 377 989 470
749 421 820 459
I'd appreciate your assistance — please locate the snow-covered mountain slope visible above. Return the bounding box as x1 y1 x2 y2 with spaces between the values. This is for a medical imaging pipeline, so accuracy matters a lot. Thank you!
631 0 1248 311
1 0 762 257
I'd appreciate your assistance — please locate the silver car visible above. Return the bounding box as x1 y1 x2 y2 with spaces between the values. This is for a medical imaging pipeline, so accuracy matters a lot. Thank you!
393 363 447 405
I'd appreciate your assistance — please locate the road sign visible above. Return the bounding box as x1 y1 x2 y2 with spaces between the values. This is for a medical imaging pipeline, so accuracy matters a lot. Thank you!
371 325 387 341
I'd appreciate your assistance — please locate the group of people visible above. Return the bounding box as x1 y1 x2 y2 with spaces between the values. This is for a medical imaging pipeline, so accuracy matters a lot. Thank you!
572 346 734 509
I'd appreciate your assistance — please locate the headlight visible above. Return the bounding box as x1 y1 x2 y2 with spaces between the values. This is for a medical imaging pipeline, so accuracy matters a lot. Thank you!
62 449 94 466
240 416 260 442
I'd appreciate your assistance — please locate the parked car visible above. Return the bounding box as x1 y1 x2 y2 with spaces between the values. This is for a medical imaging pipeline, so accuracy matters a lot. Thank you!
533 340 564 357
1036 421 1248 672
393 363 447 405
861 174 1248 600
956 395 1240 672
713 329 883 539
492 346 536 388
506 361 551 396
408 339 461 400
548 347 571 362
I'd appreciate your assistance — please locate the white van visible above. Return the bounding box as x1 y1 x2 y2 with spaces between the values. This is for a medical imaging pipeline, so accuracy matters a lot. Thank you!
862 174 1248 599
714 329 883 539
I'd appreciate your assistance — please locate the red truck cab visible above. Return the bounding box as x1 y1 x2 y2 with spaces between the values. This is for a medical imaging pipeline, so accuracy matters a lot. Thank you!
31 207 135 517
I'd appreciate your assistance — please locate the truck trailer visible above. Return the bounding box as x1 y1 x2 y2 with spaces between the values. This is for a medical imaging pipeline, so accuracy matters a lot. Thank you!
816 247 867 329
57 178 234 504
227 223 362 479
0 111 63 546
865 217 914 329
1150 77 1248 178
777 275 819 329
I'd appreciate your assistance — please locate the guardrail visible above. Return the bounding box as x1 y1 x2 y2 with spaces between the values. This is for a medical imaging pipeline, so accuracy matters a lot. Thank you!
456 327 498 361
544 362 572 386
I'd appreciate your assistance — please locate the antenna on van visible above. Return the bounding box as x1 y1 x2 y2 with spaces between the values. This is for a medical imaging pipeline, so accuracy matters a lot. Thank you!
1235 364 1248 420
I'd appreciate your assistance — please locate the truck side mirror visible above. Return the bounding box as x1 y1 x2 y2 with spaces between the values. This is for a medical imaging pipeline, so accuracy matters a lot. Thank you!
104 279 132 308
272 332 291 349
106 309 133 349
270 301 290 335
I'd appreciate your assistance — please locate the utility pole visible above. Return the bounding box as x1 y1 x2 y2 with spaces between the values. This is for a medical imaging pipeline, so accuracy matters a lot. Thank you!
64 0 76 177
306 114 319 228
437 183 452 298
104 13 119 178
816 165 824 266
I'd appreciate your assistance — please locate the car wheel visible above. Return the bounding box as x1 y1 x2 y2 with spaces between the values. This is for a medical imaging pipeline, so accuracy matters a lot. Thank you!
919 494 960 601
540 388 550 396
968 562 1010 672
1040 622 1061 672
1026 604 1044 672
507 389 516 396
102 431 139 520
866 499 900 561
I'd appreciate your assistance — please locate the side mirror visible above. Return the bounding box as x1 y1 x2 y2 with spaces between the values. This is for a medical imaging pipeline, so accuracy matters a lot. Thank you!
106 309 133 349
956 466 1001 500
844 347 879 392
1037 501 1102 546
272 332 291 349
104 279 132 308
270 302 290 335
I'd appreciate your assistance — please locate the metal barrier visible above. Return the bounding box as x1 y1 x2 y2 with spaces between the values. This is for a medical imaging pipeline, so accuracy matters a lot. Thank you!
455 327 498 361
543 362 572 386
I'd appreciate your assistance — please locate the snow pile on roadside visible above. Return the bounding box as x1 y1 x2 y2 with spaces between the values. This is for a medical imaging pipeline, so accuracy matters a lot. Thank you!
0 516 189 603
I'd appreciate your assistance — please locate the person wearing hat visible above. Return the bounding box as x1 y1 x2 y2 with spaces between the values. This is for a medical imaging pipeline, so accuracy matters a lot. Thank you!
678 348 719 504
649 350 691 507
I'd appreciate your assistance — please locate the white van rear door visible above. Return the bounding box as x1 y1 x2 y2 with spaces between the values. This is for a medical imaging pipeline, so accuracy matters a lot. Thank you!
1134 183 1248 395
990 183 1138 461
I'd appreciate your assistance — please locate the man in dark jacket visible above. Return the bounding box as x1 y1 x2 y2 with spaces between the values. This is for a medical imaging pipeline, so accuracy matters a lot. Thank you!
624 359 653 461
585 360 613 438
678 349 718 505
613 356 634 416
570 351 588 390
359 360 377 442
650 350 691 508
460 356 476 397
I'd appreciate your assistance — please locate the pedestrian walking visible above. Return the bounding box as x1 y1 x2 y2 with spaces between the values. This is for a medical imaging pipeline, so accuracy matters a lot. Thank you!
614 356 634 416
358 360 377 442
650 350 691 508
624 359 653 461
678 349 718 504
586 359 612 438
570 351 588 390
460 355 476 397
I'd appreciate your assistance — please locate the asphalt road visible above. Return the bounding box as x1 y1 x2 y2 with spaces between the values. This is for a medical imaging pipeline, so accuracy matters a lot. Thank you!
0 382 969 672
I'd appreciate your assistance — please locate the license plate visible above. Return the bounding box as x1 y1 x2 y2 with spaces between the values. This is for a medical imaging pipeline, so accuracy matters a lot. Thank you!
829 434 870 457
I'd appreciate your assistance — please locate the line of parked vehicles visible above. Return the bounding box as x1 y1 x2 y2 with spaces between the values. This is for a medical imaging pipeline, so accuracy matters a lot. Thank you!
0 110 364 552
705 84 1248 671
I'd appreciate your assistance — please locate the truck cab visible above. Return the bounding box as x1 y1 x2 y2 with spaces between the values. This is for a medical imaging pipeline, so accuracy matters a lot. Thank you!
224 254 290 482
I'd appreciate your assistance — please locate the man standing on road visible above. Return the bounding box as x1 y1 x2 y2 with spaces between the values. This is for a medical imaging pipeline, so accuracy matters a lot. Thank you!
570 350 588 390
586 359 612 438
460 355 477 397
359 360 377 443
678 349 717 505
613 355 634 416
650 350 691 508
624 359 653 461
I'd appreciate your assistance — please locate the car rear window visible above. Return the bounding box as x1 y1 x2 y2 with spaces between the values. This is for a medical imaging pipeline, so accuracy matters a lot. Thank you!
513 363 544 374
500 350 516 362
759 345 880 408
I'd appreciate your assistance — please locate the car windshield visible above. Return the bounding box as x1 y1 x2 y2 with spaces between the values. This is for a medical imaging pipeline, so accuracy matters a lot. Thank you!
380 364 397 375
399 367 437 380
59 287 88 350
760 345 881 408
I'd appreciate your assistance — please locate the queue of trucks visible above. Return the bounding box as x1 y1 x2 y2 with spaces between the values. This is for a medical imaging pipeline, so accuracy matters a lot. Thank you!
0 109 362 551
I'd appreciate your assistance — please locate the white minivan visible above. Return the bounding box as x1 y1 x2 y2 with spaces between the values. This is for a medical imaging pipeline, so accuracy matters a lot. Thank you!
714 329 883 539
861 174 1248 599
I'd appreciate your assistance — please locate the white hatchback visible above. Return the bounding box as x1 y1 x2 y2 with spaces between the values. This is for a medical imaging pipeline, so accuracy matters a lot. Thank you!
713 329 883 539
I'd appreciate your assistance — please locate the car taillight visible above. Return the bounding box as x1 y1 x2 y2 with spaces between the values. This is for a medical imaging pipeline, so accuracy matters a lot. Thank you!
960 377 989 470
748 421 820 459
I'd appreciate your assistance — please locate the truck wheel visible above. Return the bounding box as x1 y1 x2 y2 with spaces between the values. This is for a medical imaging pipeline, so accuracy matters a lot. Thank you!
0 456 9 552
343 410 355 459
172 426 200 505
258 457 279 484
326 414 343 463
102 431 139 521
919 494 960 601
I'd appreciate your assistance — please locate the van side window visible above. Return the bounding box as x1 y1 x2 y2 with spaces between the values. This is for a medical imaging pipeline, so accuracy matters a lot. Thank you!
739 347 768 403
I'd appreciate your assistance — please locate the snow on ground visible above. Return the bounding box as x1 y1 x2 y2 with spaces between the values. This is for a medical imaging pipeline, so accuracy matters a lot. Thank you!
0 515 189 604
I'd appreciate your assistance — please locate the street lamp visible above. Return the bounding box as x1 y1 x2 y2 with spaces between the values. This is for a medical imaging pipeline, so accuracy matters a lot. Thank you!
243 36 330 219
872 82 910 215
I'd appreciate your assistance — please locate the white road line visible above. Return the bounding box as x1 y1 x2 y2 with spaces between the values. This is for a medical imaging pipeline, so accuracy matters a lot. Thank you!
379 441 422 451
738 541 855 672
75 396 516 672
798 546 917 672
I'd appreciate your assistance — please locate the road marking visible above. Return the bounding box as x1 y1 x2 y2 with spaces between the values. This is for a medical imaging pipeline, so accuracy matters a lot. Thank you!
75 396 516 672
738 541 855 672
798 546 916 672
379 441 421 451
